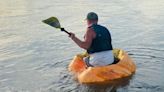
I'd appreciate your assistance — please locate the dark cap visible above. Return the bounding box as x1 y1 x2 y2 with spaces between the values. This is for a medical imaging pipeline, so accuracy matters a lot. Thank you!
86 12 98 20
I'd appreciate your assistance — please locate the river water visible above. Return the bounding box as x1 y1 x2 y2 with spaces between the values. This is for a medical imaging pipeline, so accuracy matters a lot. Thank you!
0 0 164 92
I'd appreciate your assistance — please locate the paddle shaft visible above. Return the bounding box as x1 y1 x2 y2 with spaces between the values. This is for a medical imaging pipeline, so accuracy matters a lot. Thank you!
61 28 71 36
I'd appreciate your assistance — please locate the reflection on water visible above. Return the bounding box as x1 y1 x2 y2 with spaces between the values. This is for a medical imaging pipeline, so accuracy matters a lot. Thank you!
79 76 133 92
136 0 164 19
0 0 164 92
0 0 29 17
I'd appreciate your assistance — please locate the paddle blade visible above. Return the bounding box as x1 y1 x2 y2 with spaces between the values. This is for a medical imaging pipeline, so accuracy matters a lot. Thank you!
42 17 61 28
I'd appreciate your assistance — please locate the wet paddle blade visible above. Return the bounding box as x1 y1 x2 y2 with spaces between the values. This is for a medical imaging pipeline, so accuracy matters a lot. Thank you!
42 17 61 29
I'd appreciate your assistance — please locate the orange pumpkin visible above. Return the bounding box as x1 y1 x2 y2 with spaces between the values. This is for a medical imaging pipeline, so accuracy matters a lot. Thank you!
68 49 136 84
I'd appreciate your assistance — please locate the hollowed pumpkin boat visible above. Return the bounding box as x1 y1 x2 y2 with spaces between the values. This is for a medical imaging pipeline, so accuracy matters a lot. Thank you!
68 49 136 84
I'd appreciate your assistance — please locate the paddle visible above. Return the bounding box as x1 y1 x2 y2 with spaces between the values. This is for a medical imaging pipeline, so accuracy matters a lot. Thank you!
42 17 71 36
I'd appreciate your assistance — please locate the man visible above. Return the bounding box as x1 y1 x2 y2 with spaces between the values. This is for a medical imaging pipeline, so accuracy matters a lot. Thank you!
69 12 114 67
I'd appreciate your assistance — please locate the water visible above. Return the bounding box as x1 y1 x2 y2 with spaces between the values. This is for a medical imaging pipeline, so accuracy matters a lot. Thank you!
0 0 164 92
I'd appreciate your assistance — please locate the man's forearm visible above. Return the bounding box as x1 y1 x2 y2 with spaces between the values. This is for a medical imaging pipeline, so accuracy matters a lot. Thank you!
72 36 88 49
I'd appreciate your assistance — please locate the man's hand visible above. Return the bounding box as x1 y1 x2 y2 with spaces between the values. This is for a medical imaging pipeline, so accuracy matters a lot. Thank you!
69 32 75 39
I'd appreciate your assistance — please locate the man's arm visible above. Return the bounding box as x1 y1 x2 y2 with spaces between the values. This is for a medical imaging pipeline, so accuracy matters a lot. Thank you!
69 28 95 50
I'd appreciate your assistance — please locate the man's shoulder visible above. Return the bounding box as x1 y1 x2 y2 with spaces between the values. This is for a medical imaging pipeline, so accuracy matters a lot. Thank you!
86 27 96 38
87 26 95 33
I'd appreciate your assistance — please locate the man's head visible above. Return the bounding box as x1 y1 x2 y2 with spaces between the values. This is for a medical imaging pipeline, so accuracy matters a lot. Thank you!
86 12 98 26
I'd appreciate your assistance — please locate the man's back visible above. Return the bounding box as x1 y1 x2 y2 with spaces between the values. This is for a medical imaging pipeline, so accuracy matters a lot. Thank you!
87 24 113 54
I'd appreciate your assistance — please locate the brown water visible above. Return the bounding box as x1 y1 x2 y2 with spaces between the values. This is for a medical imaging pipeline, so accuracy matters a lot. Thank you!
0 0 164 92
